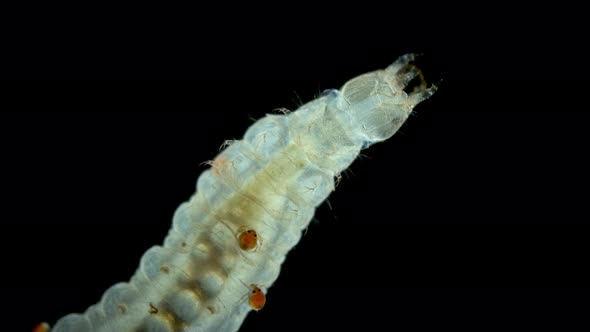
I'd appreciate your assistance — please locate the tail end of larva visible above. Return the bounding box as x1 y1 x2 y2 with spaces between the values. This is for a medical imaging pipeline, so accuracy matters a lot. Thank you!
387 53 438 107
339 53 437 144
408 83 438 107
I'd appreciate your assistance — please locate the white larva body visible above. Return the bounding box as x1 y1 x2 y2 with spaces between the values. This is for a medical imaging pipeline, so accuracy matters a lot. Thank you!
51 54 436 332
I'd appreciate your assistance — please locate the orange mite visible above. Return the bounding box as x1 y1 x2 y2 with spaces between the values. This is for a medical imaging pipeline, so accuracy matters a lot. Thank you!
248 286 266 311
238 229 259 251
32 322 50 332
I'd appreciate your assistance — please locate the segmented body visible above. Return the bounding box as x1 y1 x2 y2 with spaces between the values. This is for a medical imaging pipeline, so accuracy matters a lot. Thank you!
51 54 436 332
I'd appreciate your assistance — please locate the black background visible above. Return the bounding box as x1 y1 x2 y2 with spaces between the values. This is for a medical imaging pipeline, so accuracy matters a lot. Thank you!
2 3 589 332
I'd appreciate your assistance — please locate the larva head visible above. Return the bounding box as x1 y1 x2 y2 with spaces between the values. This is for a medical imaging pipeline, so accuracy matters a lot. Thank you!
340 54 437 144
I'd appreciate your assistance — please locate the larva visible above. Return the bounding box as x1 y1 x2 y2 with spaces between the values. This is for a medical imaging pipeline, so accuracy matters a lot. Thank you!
49 54 436 332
